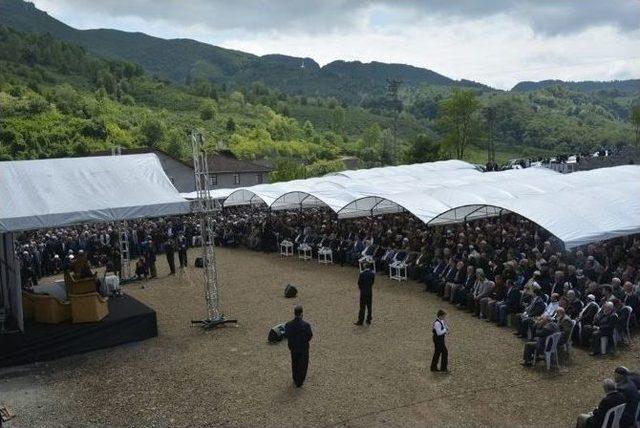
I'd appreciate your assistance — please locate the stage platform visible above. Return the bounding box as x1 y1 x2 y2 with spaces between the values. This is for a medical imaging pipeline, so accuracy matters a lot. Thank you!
0 294 157 368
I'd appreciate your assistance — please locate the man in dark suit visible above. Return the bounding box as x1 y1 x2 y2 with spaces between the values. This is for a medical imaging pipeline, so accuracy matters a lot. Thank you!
355 263 375 325
614 366 640 427
284 305 313 388
165 238 176 276
576 378 625 428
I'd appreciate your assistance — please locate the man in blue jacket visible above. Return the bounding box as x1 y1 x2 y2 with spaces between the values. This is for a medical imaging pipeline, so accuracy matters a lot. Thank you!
355 263 375 325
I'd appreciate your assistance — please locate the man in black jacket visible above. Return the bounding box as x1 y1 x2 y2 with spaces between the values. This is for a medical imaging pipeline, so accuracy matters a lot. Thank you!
590 302 619 356
614 366 640 427
355 263 375 325
284 305 313 388
576 378 625 428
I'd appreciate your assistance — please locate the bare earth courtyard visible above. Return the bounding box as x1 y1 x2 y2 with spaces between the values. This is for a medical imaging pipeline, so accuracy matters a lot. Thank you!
2 248 640 427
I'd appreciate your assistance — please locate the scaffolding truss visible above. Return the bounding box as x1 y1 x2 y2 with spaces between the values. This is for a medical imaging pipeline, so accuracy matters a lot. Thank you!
191 132 236 329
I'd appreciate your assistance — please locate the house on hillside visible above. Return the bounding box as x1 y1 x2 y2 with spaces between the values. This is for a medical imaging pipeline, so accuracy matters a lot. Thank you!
89 148 272 193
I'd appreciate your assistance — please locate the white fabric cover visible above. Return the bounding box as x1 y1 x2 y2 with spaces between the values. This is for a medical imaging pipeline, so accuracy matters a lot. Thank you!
210 159 640 249
0 154 190 232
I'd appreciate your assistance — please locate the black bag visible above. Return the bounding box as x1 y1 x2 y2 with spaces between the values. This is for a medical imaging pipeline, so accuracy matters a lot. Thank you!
195 257 204 268
284 284 297 298
268 323 286 343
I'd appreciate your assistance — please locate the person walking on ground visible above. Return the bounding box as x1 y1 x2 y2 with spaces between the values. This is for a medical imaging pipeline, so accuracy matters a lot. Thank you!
431 309 449 373
355 262 375 325
284 305 313 388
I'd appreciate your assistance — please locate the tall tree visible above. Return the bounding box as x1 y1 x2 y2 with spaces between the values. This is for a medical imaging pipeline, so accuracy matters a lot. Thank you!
631 105 640 147
401 133 441 164
482 106 497 167
438 89 480 159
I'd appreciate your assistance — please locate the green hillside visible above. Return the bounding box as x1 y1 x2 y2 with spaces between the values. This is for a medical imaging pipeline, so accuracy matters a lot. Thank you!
0 0 487 103
0 0 638 176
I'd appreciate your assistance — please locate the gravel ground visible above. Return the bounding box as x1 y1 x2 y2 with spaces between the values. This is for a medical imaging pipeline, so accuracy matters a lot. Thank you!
2 247 640 427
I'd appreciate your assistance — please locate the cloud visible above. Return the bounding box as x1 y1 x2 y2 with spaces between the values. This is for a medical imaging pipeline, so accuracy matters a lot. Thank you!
30 0 640 89
33 0 639 36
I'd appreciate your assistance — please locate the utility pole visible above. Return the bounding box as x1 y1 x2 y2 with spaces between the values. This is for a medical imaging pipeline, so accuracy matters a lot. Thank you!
386 78 402 164
483 106 497 168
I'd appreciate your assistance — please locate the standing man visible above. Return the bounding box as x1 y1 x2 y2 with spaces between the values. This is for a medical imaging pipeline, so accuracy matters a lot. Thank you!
284 305 313 388
355 263 375 325
165 237 176 276
178 234 188 271
431 309 449 373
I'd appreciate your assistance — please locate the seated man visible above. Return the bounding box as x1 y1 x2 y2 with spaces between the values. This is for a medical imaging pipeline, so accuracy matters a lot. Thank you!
443 261 466 301
497 279 521 327
72 250 94 279
575 378 624 428
515 285 547 338
614 366 640 427
589 301 618 356
520 315 559 366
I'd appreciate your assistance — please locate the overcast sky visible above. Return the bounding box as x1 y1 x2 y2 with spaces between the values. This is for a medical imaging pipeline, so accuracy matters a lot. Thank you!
32 0 640 89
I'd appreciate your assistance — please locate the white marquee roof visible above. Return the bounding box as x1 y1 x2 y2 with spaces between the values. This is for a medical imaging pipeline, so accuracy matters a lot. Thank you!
0 154 190 233
215 160 640 249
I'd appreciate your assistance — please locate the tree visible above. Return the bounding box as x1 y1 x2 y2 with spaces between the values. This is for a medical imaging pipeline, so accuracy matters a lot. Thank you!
200 101 216 121
482 106 497 166
631 105 640 147
225 117 236 132
438 89 480 159
269 159 306 183
165 128 186 159
401 134 441 164
140 118 165 148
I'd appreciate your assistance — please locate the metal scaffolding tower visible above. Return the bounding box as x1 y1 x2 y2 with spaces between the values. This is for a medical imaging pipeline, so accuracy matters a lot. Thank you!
112 147 131 285
191 131 237 329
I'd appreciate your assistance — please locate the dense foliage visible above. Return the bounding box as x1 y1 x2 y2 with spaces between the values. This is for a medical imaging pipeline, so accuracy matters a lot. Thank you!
0 0 638 182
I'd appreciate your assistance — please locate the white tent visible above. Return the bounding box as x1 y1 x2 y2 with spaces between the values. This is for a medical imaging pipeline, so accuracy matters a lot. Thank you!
0 153 190 331
210 160 640 250
0 154 190 232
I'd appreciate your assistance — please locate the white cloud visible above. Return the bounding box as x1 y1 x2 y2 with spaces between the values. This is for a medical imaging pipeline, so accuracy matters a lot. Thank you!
30 0 640 89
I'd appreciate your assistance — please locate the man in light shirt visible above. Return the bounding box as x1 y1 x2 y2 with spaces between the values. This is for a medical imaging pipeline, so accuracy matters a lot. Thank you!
431 309 449 373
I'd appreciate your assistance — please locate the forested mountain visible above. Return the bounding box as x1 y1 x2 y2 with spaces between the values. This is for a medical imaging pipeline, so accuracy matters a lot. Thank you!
512 79 640 95
0 0 487 103
0 0 638 178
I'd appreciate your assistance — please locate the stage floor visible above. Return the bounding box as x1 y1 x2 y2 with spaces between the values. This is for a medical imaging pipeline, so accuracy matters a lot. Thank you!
0 294 157 368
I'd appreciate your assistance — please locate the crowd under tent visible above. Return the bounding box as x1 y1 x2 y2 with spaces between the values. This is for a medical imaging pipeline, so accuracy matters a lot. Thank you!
0 153 190 332
213 161 640 250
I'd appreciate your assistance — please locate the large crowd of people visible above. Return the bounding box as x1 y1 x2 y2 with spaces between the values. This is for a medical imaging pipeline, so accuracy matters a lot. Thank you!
16 207 640 425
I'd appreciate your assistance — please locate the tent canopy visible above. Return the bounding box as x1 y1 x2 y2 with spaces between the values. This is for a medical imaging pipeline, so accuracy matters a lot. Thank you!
212 160 640 249
0 154 190 233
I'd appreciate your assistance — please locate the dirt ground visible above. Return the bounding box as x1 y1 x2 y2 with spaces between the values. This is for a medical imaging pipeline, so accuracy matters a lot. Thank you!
2 247 640 427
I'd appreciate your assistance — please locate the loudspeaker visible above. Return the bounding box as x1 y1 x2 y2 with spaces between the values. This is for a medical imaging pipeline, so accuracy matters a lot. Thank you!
195 257 204 268
284 284 297 298
268 323 286 343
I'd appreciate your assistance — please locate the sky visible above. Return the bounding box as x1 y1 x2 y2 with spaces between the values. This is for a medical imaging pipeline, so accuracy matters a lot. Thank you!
31 0 640 90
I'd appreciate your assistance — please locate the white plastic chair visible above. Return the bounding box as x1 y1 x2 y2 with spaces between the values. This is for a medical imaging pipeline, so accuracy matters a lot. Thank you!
298 243 312 261
561 320 577 364
280 240 293 257
318 247 333 264
601 402 625 428
534 332 561 370
389 261 408 282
